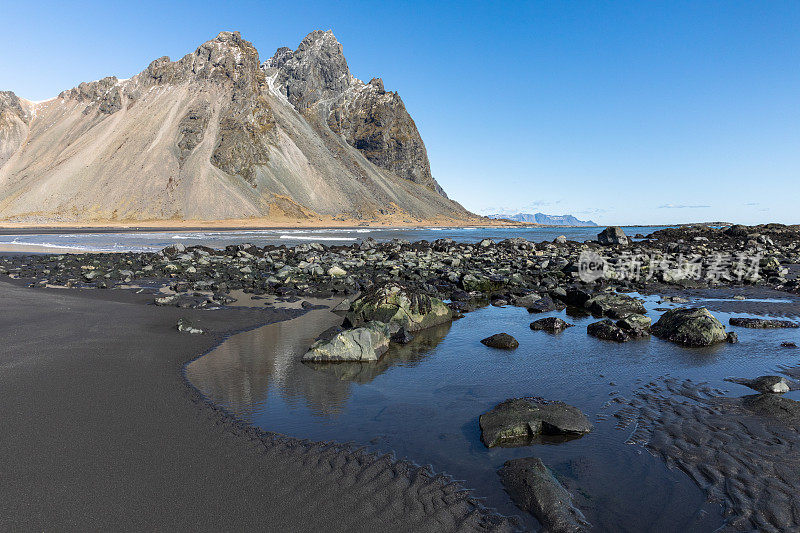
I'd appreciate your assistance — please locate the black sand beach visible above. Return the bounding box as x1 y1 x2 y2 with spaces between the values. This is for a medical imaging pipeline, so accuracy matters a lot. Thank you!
0 279 510 532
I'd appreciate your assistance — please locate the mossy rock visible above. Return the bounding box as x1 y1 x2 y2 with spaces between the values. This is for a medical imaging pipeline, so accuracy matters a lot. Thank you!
346 284 452 332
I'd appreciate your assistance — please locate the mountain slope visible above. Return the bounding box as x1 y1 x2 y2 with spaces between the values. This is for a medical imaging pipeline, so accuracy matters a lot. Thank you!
0 31 469 223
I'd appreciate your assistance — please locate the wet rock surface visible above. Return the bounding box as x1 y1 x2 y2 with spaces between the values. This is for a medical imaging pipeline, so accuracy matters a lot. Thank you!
530 317 574 333
480 333 519 350
725 375 798 394
498 457 590 533
345 284 452 332
651 307 728 346
479 397 592 448
729 317 799 328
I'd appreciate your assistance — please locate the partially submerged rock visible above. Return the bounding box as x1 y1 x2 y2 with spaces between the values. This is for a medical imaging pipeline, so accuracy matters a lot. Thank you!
499 457 590 533
584 293 646 318
729 317 800 329
725 375 797 394
651 307 728 346
302 321 390 362
480 333 519 350
479 397 592 448
530 317 574 333
346 284 452 332
741 393 800 423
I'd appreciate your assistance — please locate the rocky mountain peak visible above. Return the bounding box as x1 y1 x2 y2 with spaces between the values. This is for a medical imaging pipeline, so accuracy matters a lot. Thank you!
275 29 351 109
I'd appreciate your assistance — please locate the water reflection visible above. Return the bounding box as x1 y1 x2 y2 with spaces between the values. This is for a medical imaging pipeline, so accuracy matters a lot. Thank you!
303 322 452 384
186 307 350 419
186 311 452 419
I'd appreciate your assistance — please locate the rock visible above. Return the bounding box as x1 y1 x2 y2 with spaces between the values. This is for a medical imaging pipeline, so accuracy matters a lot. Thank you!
526 293 567 313
586 319 643 342
331 298 351 312
564 288 593 307
554 235 567 244
480 333 519 350
513 293 542 308
499 457 590 533
781 342 797 348
479 397 592 448
729 317 799 329
725 375 797 394
651 307 728 346
302 321 390 362
741 394 800 422
177 318 204 334
726 331 739 343
346 284 452 332
154 295 179 306
584 293 646 318
327 265 347 278
390 327 414 344
530 317 574 333
597 226 628 246
617 313 651 332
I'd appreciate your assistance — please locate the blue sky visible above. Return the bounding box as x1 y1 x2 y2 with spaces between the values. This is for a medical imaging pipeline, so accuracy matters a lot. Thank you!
3 1 799 224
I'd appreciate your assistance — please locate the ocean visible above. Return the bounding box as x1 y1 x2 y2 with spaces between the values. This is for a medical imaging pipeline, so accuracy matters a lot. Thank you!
0 225 667 253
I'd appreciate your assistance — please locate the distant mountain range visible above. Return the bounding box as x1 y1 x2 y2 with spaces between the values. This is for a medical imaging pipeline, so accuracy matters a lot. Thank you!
0 30 471 223
486 213 598 226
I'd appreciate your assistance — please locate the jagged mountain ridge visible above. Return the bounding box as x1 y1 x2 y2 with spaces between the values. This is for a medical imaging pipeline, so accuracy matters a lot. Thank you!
487 213 598 226
0 30 466 222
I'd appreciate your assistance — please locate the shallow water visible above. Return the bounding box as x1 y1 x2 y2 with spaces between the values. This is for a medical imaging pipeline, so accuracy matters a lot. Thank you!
187 295 800 531
0 225 666 253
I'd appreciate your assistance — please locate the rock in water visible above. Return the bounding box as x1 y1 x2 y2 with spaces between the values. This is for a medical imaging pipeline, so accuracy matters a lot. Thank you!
479 397 592 448
499 457 590 533
729 317 800 329
650 307 728 346
177 318 204 334
345 284 452 332
584 293 646 318
725 375 797 394
597 226 628 245
530 317 574 333
302 321 390 362
480 333 519 350
587 319 632 342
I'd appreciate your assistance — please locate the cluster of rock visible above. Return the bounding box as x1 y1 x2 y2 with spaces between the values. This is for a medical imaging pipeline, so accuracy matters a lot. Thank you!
301 284 451 363
3 223 799 303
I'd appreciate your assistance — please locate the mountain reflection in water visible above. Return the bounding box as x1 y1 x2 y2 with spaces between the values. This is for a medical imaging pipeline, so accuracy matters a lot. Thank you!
185 307 451 419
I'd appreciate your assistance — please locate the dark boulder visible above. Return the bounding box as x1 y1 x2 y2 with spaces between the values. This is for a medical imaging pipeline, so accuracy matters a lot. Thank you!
499 457 590 533
729 317 799 329
479 397 592 448
530 317 574 333
651 307 728 346
597 226 628 246
481 333 519 350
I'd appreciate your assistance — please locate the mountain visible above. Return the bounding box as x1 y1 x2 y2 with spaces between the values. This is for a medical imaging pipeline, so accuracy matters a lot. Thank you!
0 31 471 223
487 213 598 226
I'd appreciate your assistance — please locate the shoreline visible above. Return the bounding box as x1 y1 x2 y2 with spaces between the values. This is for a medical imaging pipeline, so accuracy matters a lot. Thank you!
0 279 513 531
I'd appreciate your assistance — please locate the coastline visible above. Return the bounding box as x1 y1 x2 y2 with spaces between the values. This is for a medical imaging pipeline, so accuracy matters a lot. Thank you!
0 279 513 532
0 216 532 232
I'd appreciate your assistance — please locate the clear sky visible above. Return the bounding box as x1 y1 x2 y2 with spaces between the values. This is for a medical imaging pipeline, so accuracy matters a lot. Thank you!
3 1 799 225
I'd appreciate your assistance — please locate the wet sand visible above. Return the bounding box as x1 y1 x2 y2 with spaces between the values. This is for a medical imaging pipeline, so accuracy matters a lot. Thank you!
616 377 800 532
0 280 511 532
